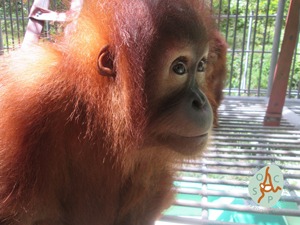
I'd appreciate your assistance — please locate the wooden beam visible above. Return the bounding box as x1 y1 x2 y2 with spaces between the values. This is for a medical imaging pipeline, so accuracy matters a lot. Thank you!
264 0 300 126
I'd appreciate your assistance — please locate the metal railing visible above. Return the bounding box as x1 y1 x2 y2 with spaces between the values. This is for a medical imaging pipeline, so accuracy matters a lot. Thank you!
159 97 300 225
212 0 299 98
0 0 299 98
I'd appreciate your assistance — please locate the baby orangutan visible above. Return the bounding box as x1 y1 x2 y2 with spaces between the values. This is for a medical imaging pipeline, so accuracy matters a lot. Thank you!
0 0 221 224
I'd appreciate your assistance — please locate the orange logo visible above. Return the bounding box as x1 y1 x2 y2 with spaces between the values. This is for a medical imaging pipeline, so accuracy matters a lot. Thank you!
248 165 283 207
257 166 282 204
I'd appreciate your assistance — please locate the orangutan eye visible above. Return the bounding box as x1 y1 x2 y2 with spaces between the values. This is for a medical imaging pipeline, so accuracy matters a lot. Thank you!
197 58 207 72
172 62 187 75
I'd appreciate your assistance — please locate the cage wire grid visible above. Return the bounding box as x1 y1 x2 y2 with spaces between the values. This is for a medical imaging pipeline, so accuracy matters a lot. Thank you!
157 97 300 225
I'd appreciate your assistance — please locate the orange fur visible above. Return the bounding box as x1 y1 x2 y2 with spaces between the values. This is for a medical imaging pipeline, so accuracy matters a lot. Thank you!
0 0 216 224
206 31 228 127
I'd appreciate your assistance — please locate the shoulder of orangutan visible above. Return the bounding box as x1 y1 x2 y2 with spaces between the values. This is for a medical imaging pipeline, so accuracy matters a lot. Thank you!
0 46 81 159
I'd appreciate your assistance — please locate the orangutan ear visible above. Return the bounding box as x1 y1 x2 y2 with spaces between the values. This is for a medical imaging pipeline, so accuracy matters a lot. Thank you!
97 45 116 77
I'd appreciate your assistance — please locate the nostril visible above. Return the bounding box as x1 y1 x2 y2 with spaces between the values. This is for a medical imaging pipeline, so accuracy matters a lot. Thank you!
192 95 206 110
192 99 201 110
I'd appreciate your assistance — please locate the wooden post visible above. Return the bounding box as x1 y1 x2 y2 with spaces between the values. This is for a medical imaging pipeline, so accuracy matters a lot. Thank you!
264 0 300 126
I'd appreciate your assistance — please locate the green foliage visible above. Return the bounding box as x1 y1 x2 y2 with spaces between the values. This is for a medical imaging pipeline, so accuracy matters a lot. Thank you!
0 0 32 49
213 0 300 98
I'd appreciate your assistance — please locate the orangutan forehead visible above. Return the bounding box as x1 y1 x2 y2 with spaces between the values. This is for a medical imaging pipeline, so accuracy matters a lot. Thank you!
150 0 211 42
